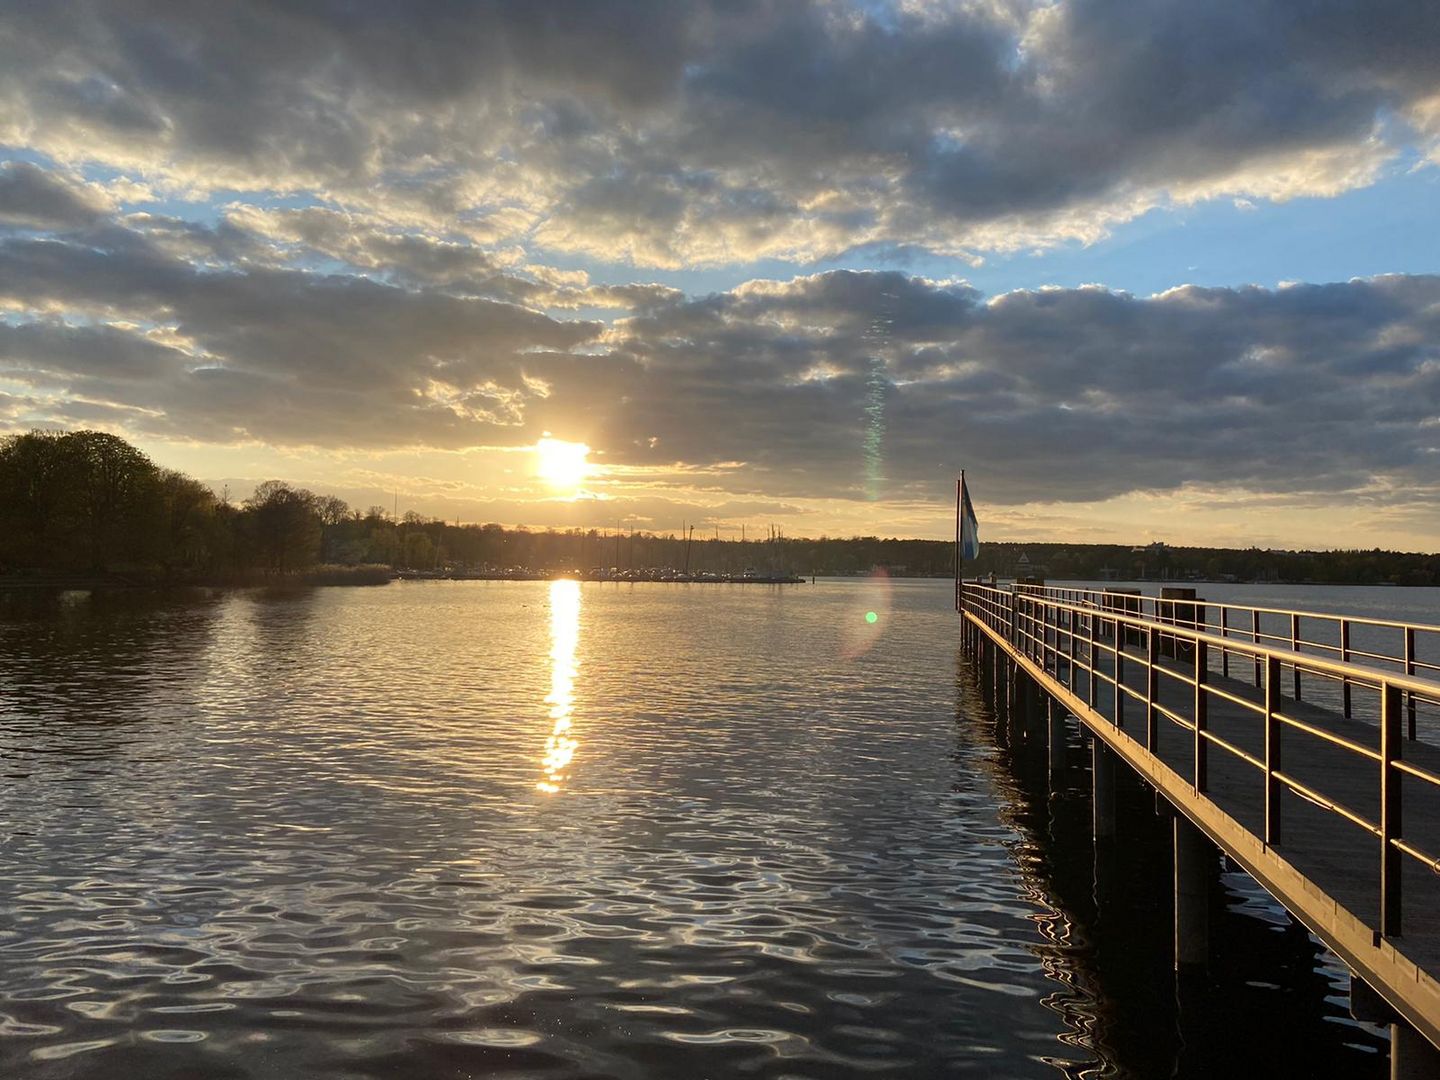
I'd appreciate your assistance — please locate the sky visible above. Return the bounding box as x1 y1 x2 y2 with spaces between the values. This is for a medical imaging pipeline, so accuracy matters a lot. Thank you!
1 0 1438 549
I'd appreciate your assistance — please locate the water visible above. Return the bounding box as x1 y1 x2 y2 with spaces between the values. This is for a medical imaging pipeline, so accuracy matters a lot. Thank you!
0 578 1418 1078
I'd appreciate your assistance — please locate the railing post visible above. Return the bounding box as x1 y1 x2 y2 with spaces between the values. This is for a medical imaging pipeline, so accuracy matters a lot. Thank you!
1087 610 1098 710
1194 639 1208 793
1041 603 1050 674
1145 624 1158 752
1265 655 1281 846
1220 606 1229 679
1340 619 1351 719
1252 610 1262 687
1291 613 1302 700
1404 627 1416 741
1114 619 1125 730
1381 682 1403 938
1067 607 1077 693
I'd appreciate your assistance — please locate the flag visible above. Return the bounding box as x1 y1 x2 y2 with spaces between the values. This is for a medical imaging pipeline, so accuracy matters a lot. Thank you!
959 475 980 561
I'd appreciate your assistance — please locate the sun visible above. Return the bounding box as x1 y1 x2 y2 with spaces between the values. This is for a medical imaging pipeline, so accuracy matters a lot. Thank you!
534 437 591 492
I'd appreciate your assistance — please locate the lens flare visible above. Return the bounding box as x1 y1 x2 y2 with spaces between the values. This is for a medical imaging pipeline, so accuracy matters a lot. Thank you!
861 291 895 501
840 569 893 660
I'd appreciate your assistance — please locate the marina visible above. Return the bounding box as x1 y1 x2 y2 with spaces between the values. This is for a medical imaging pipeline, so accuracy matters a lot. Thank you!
396 567 809 584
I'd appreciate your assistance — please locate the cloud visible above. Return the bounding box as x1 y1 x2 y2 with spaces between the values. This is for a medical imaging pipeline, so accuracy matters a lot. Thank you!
5 217 1437 522
0 161 112 230
596 270 1440 510
212 204 683 309
0 228 613 448
2 2 1436 264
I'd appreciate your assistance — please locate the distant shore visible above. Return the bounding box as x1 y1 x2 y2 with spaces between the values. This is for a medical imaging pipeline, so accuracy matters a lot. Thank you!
0 564 394 590
3 569 1437 591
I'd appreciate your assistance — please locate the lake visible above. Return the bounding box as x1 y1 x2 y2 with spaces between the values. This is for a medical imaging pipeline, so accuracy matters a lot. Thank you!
3 577 1428 1078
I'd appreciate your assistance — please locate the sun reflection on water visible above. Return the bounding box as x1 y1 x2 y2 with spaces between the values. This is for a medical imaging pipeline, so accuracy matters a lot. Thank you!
537 578 581 794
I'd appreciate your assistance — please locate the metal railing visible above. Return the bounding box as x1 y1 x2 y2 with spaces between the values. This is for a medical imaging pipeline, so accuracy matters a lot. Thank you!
960 581 1440 941
1013 582 1440 733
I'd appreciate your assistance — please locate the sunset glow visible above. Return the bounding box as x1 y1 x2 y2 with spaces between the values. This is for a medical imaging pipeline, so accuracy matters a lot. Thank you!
1 4 1437 548
535 439 591 495
2 5 1437 1074
537 579 581 794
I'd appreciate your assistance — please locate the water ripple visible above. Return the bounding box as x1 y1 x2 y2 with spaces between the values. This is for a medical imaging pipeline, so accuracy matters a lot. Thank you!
2 581 1070 1077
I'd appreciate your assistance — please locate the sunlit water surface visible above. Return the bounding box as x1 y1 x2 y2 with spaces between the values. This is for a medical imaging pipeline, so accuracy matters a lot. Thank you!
1 578 1423 1078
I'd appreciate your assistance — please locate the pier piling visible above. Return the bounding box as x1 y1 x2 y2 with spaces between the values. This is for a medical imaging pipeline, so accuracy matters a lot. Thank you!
1392 1021 1440 1080
1092 739 1115 842
1012 672 1043 747
1047 696 1066 780
1173 815 1213 974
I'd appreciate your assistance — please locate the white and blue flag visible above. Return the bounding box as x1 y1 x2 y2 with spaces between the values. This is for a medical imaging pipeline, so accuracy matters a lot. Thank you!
959 476 980 561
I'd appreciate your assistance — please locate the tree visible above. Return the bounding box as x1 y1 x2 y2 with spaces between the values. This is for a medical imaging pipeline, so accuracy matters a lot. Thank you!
0 430 69 567
63 431 161 570
314 494 351 527
155 469 218 573
0 430 160 571
244 480 321 572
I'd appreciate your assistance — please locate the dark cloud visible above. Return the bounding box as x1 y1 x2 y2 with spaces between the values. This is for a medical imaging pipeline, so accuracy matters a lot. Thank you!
4 224 1435 515
0 230 612 447
2 2 1436 261
595 271 1440 507
0 320 187 382
0 161 110 230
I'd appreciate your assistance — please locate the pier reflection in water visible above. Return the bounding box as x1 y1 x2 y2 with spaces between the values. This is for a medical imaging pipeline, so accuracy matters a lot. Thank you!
538 578 581 793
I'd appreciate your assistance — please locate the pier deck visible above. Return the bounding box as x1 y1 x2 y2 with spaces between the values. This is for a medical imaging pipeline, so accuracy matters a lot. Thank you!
960 582 1440 1054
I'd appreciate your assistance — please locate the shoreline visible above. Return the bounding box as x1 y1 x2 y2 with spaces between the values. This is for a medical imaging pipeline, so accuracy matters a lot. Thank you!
1 572 1436 591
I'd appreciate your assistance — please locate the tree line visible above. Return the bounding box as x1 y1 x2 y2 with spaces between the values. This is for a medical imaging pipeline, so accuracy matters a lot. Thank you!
0 430 964 581
2 430 1436 585
962 542 1440 587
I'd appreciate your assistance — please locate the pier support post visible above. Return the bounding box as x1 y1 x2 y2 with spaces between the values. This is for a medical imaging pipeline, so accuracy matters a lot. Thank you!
1391 1022 1440 1080
1174 815 1213 974
1352 978 1440 1080
1092 739 1115 842
1048 697 1066 781
986 643 997 706
1019 673 1042 748
1008 669 1027 746
1014 673 1044 747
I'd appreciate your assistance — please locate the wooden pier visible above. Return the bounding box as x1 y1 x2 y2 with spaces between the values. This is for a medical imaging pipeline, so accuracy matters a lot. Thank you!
959 582 1440 1077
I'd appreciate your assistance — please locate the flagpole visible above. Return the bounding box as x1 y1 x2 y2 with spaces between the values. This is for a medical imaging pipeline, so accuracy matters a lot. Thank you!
954 470 963 612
